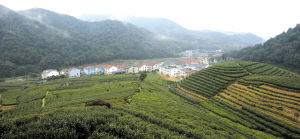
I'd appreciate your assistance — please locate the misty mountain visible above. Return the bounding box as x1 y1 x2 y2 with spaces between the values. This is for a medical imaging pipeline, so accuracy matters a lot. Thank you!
0 5 197 77
80 14 264 46
232 24 300 71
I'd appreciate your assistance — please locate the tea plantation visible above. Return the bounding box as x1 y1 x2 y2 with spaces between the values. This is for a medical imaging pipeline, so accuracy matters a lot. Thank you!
0 63 299 138
173 61 300 138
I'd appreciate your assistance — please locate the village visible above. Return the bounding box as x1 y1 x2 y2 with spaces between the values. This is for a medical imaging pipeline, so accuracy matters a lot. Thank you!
41 56 219 81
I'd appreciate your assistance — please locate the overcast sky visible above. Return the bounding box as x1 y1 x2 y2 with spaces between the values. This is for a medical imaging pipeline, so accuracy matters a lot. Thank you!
1 0 300 40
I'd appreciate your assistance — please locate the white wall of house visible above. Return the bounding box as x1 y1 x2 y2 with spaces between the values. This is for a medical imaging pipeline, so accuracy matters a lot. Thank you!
147 66 152 71
84 69 89 74
48 71 59 77
138 65 147 72
69 69 80 78
153 64 160 70
127 67 139 73
42 70 59 79
108 66 117 74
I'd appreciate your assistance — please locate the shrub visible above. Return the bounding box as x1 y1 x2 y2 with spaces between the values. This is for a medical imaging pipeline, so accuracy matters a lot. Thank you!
85 99 111 109
276 107 284 111
294 113 299 117
140 72 147 81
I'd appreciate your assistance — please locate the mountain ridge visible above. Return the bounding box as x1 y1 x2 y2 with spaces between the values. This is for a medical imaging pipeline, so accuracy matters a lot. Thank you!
80 14 264 46
0 5 188 77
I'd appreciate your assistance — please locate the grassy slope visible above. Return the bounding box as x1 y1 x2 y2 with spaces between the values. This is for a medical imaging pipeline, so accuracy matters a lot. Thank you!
0 73 277 138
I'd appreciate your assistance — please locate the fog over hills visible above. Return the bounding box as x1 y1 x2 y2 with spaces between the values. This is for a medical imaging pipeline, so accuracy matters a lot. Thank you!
0 4 264 77
0 5 188 77
80 14 264 47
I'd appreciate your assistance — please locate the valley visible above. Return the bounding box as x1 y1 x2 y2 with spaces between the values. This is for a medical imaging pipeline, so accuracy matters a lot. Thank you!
1 61 299 138
0 2 300 138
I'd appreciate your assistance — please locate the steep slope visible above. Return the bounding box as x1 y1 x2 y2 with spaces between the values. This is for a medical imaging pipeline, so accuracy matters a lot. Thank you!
80 14 264 47
0 5 191 78
0 5 93 76
170 61 300 138
232 24 300 70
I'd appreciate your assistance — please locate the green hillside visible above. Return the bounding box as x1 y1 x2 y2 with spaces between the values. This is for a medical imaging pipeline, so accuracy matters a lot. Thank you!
1 71 284 138
172 61 300 138
1 62 299 138
80 14 264 47
232 23 300 72
0 5 197 78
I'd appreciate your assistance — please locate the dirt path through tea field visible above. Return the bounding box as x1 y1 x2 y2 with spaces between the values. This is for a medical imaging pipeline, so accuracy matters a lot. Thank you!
0 94 2 108
42 91 49 107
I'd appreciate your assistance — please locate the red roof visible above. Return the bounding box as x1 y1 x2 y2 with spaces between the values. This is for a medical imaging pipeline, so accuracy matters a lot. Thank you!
95 65 102 68
100 64 106 68
115 63 127 69
134 62 139 65
84 66 95 69
136 63 146 68
141 62 149 66
181 60 193 64
105 65 113 69
180 58 204 64
69 67 80 71
68 67 74 71
147 61 158 66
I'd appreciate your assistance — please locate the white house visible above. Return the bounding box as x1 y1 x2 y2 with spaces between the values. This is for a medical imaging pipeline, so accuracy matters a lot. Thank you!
41 69 59 79
146 61 160 71
136 63 147 72
104 65 118 75
127 66 139 73
68 67 80 78
159 66 183 77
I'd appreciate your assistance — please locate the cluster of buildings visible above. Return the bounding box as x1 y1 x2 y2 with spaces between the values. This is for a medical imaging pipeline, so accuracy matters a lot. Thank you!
41 56 218 80
180 49 222 58
41 61 160 79
159 58 210 77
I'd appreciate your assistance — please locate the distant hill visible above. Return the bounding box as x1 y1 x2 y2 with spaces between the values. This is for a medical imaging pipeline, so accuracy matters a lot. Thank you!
232 24 300 71
0 5 196 78
80 14 264 47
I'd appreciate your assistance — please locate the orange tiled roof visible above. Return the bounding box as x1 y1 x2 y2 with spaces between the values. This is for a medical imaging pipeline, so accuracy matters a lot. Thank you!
95 65 102 68
84 66 95 69
105 65 113 69
136 63 146 68
116 63 127 69
147 61 158 66
68 67 74 71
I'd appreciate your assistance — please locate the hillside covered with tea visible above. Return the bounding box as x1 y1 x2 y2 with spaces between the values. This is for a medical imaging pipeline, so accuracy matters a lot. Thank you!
171 61 300 138
0 62 299 138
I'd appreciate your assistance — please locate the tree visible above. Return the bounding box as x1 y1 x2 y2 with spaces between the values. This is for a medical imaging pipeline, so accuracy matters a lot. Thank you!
139 72 147 81
222 53 230 60
30 73 38 79
263 56 267 64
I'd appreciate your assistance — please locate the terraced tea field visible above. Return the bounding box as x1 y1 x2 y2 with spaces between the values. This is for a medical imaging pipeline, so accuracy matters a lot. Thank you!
238 61 299 77
172 61 300 138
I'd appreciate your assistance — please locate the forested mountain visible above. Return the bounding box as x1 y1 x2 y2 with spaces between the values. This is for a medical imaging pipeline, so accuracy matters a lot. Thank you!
232 24 300 71
80 14 264 47
0 5 198 78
